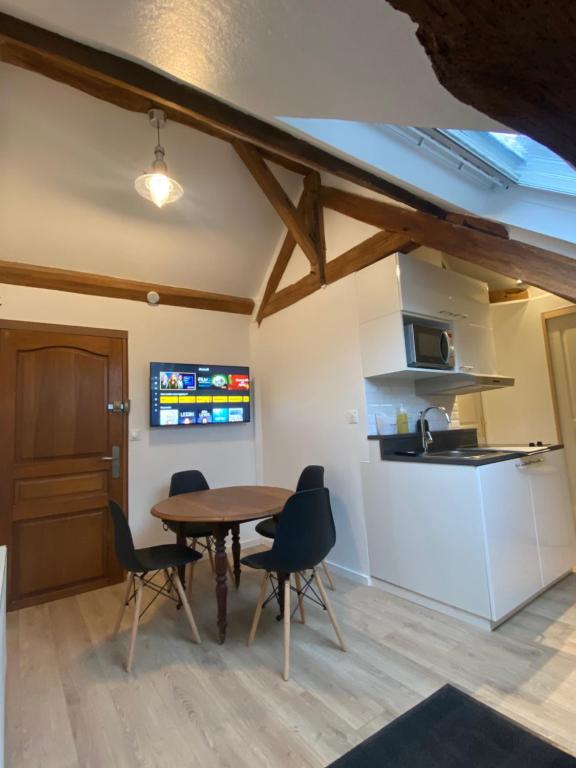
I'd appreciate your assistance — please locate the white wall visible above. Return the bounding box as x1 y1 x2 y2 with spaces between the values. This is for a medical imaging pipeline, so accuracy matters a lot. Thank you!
251 276 371 580
482 291 571 445
0 283 257 547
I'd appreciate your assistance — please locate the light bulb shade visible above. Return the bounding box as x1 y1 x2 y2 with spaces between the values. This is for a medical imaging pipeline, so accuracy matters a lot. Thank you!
134 172 183 208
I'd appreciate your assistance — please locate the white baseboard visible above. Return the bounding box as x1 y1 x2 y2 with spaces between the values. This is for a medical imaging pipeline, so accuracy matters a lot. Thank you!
255 538 371 586
324 560 372 587
370 577 494 631
240 536 262 550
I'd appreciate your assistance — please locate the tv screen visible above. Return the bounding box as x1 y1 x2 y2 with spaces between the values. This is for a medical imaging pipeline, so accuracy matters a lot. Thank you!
150 362 251 427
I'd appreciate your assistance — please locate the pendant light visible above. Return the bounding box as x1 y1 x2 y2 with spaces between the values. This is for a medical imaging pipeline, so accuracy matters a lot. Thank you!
134 109 183 208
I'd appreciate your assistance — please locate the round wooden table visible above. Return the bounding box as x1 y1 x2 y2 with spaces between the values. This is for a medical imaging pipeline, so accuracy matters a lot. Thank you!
151 485 292 643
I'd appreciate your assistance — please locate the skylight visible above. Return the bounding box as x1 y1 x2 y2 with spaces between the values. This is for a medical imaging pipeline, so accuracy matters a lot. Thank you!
440 129 576 196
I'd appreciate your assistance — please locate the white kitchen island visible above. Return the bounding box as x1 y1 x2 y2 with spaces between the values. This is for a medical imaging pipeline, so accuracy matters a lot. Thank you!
361 441 576 629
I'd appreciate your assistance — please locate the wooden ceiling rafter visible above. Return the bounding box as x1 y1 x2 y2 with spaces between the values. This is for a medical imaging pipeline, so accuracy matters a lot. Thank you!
255 186 310 324
0 11 445 216
233 141 320 269
1 11 575 319
0 259 255 314
386 0 576 169
320 186 576 303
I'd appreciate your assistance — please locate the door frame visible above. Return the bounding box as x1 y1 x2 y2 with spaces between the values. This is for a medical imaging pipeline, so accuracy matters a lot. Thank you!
542 305 576 443
0 319 129 606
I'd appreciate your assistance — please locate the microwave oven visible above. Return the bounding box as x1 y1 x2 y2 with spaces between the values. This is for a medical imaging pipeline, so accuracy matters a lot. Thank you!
404 322 455 370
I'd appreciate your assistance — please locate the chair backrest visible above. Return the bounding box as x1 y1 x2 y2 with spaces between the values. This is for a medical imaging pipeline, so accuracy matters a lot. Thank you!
109 500 144 573
271 488 335 572
169 470 209 497
296 465 325 492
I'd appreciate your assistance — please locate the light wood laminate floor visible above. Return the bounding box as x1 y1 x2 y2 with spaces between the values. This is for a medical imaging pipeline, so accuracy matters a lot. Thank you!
7 561 576 767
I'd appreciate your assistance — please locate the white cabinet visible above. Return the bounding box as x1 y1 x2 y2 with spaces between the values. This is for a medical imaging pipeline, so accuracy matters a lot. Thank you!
527 451 576 584
356 252 497 377
478 460 542 621
454 318 497 374
358 314 407 379
479 450 576 622
361 445 492 618
361 447 576 627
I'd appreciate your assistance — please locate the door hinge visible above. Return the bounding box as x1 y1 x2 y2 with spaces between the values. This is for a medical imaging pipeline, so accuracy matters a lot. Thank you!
107 400 131 414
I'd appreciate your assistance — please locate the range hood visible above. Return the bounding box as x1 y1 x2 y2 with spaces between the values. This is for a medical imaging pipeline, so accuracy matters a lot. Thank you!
415 373 515 396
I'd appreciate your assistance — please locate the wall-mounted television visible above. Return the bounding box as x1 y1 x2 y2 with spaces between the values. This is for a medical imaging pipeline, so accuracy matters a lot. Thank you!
150 362 251 427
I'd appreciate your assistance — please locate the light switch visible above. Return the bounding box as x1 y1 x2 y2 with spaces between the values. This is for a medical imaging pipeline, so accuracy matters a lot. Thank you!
129 429 141 441
347 409 359 424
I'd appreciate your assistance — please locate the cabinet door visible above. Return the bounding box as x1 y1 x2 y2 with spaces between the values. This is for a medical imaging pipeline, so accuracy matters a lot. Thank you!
479 461 542 622
454 320 497 374
527 450 576 585
399 255 454 318
363 458 492 618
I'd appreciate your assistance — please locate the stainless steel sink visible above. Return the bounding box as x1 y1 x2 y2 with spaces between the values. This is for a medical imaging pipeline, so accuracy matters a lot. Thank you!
424 448 502 460
436 448 498 456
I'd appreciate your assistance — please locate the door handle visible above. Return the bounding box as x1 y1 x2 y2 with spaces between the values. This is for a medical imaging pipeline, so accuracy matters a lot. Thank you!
101 446 121 478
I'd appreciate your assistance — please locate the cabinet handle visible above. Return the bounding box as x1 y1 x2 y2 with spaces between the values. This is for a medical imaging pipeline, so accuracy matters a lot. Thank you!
515 457 544 468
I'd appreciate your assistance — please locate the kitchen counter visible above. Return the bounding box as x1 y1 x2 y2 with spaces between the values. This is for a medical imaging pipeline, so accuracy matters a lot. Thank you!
361 440 576 629
367 429 562 466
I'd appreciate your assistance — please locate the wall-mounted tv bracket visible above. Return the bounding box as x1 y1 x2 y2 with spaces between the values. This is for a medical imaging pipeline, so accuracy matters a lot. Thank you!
107 400 131 414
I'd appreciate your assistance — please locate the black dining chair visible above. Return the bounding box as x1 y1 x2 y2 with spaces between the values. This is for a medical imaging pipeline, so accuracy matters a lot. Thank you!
242 488 345 681
109 500 202 672
255 465 335 589
162 470 233 583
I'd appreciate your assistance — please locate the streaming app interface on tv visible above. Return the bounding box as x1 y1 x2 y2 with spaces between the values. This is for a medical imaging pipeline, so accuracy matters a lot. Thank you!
150 363 251 427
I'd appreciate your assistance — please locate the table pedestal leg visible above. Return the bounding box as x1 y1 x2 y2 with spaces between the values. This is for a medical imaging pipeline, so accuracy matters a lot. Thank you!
231 522 241 588
214 523 229 643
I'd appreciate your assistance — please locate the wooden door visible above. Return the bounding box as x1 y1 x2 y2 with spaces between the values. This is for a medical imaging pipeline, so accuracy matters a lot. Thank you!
545 309 576 513
0 321 128 610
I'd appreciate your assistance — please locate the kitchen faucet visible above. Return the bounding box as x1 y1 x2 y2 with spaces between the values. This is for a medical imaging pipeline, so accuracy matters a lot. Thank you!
419 406 451 453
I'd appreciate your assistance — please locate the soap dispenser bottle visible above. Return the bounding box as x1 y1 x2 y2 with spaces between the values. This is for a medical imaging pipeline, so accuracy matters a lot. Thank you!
396 404 409 434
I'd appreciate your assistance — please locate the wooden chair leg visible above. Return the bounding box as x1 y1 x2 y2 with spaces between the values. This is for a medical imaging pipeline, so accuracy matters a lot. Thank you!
126 576 143 673
206 537 215 573
314 570 346 652
171 568 201 644
283 576 291 681
113 573 133 636
187 561 195 595
321 560 335 590
294 572 305 624
247 571 269 646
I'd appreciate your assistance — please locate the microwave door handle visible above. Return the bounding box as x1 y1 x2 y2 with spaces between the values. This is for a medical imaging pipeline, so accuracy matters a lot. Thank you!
440 330 451 364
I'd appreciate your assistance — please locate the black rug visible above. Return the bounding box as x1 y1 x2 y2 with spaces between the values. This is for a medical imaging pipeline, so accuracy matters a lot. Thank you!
328 684 576 767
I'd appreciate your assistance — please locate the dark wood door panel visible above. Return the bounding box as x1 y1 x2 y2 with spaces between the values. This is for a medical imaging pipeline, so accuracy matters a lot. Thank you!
15 346 109 461
13 508 108 598
0 322 128 609
15 471 107 501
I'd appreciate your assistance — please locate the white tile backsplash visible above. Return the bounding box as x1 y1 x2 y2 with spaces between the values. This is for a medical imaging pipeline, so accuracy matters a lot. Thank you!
365 376 460 434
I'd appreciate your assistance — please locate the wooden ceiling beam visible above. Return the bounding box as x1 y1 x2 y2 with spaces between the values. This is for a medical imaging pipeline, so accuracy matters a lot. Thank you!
489 287 529 304
260 273 320 320
0 11 445 216
386 1 576 169
321 185 576 302
0 259 254 314
234 141 320 269
325 232 417 284
445 213 509 240
260 230 417 321
255 188 309 324
303 171 326 286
